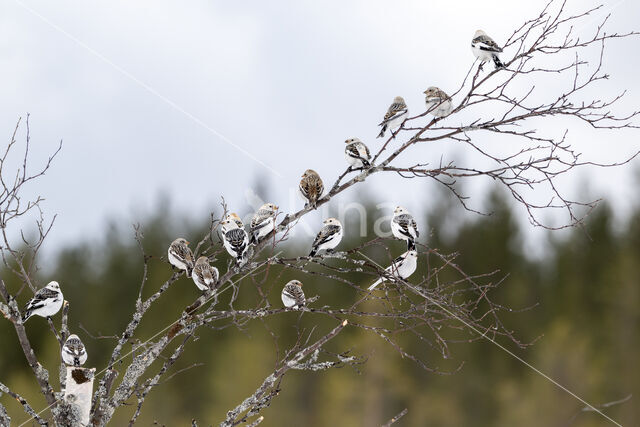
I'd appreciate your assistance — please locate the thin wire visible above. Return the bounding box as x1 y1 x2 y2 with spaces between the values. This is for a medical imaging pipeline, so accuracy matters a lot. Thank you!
18 253 281 426
357 251 623 427
11 0 284 179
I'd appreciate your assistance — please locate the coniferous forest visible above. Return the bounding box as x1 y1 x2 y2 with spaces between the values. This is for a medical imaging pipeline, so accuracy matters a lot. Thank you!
1 185 638 426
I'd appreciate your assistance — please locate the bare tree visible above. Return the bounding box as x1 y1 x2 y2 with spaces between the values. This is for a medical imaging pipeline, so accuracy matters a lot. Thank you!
1 1 638 425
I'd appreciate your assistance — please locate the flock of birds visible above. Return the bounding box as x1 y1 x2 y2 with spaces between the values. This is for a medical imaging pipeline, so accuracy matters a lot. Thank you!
16 30 505 368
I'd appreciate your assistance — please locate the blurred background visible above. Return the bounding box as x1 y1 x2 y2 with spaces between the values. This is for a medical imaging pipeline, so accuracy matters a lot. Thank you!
0 0 639 425
0 188 639 425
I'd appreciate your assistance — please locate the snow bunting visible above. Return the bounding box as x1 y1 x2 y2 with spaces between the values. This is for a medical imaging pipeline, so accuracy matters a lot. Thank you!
424 87 453 118
62 334 88 367
344 137 372 169
168 238 194 277
299 169 324 209
471 30 504 69
309 218 343 257
22 281 63 322
226 213 244 229
192 256 219 292
391 206 420 250
368 250 418 290
219 213 244 242
221 219 250 266
249 203 278 245
377 96 408 138
281 280 305 309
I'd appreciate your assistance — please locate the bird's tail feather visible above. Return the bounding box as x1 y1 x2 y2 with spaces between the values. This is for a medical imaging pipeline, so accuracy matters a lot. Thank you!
22 312 31 323
493 55 504 68
249 234 257 245
368 278 382 291
377 125 387 139
407 239 416 251
309 248 317 257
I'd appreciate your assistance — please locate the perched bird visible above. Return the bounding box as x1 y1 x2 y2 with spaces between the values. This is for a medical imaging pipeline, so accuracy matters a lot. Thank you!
22 281 64 323
168 238 194 277
281 280 306 309
424 87 453 118
368 250 418 291
391 206 420 250
226 213 245 229
299 169 324 209
192 256 219 292
219 213 244 242
377 96 408 138
471 29 504 69
221 219 250 266
61 334 88 367
249 203 279 245
344 137 372 169
309 218 343 257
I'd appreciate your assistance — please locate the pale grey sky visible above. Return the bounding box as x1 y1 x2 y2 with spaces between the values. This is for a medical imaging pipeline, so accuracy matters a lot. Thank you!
0 0 638 253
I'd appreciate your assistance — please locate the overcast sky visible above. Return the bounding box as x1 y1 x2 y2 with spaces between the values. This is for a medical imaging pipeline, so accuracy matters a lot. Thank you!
0 0 639 254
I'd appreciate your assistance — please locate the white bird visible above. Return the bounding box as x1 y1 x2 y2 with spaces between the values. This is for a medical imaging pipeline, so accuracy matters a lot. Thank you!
309 218 343 257
471 29 504 69
344 137 372 169
192 256 219 292
226 213 245 229
168 238 194 277
424 87 453 118
221 219 250 266
391 206 420 250
249 203 278 245
22 281 64 322
281 280 306 309
62 334 88 367
377 96 408 138
368 250 418 291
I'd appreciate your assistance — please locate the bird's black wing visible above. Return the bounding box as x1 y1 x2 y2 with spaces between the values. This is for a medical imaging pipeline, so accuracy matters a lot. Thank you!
472 35 503 52
312 225 340 248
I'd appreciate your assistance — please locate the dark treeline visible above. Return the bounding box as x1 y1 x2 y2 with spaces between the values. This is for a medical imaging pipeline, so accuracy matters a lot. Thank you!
1 188 638 426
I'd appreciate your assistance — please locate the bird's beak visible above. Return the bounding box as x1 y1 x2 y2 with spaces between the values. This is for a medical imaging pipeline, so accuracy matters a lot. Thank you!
185 241 190 245
274 205 279 210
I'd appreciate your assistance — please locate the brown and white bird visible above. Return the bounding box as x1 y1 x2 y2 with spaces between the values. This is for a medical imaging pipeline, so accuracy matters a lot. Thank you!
192 256 219 292
281 280 306 309
62 334 88 366
309 218 343 257
377 96 408 138
299 169 324 209
424 87 453 118
344 137 372 169
471 29 504 69
391 206 419 250
249 203 278 244
168 238 194 277
226 213 244 229
221 219 250 266
22 281 63 322
368 250 418 290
